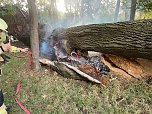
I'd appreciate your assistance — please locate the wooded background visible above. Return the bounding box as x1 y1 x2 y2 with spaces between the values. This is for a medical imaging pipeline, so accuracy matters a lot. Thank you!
0 0 151 44
0 0 152 71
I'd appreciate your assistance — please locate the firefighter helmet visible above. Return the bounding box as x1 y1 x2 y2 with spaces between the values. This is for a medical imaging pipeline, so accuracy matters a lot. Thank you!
0 18 8 32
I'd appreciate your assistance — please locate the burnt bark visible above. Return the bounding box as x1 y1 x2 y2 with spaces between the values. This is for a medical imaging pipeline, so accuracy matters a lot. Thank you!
62 19 152 60
39 58 103 84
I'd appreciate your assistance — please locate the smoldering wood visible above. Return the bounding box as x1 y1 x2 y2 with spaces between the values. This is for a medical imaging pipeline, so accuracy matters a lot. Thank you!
39 58 101 83
63 63 101 83
50 19 152 60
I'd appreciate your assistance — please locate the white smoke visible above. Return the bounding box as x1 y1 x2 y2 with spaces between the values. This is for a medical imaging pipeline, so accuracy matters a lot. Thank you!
39 0 120 59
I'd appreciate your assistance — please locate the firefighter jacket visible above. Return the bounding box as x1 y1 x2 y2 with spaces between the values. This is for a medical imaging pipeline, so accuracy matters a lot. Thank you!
0 104 7 114
0 42 17 63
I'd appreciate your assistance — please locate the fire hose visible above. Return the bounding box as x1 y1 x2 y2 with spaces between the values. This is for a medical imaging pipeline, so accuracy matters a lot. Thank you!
14 51 33 114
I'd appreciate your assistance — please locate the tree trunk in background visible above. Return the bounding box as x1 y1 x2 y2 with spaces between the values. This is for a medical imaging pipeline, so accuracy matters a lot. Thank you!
125 0 130 21
62 19 152 60
114 0 120 22
80 0 85 24
125 8 130 21
130 0 137 21
49 0 58 25
27 0 40 71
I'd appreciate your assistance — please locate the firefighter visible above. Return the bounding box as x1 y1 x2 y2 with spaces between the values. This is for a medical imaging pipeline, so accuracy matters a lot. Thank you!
0 18 29 114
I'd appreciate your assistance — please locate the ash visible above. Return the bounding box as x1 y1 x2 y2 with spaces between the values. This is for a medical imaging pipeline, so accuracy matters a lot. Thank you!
87 56 110 75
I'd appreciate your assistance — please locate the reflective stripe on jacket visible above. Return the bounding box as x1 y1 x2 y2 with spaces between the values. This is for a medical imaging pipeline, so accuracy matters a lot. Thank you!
0 104 7 114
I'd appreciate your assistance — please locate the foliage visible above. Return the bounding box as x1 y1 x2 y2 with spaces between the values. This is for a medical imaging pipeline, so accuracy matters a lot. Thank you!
138 0 152 12
0 0 151 26
0 5 16 16
0 0 14 6
141 11 152 19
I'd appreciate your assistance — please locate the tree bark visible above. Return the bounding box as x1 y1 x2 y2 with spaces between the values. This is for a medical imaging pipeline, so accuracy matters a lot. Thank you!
27 0 40 70
61 19 152 60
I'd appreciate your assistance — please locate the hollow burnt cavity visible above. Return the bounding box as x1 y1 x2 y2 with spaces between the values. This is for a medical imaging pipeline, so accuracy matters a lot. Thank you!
39 29 111 84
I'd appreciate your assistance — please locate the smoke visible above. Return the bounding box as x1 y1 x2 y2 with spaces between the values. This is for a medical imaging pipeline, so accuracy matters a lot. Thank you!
39 21 65 60
39 0 117 59
40 40 57 60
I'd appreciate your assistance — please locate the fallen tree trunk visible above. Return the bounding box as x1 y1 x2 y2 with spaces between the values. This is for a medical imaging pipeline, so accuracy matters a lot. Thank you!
48 19 152 80
62 19 152 60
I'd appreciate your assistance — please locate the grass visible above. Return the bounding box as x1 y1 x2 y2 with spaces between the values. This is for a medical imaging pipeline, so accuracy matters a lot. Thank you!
0 52 152 114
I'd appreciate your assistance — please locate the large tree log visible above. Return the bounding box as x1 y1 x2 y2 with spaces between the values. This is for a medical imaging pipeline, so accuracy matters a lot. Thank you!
61 19 152 60
48 20 152 80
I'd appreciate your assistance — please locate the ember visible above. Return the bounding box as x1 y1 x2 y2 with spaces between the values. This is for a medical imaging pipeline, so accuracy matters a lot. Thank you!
39 31 110 84
87 56 110 75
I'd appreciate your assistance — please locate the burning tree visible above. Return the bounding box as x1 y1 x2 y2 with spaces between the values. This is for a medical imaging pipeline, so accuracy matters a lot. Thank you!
47 19 152 80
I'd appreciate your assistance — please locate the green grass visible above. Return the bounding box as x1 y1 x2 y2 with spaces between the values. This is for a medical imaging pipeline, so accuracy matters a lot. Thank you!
0 53 152 114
